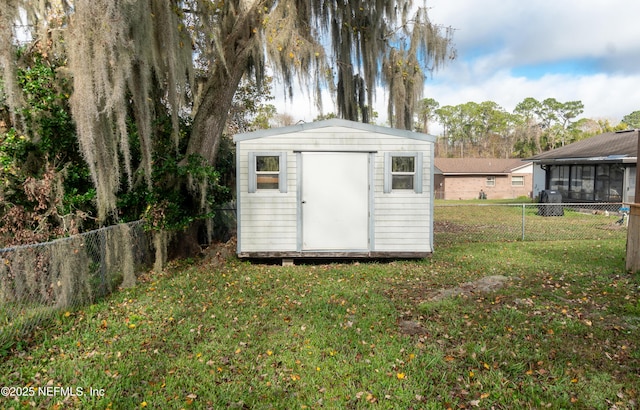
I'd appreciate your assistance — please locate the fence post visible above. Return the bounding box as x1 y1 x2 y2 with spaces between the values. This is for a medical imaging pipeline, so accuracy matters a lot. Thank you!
626 130 640 273
627 204 640 272
522 204 526 241
98 229 108 298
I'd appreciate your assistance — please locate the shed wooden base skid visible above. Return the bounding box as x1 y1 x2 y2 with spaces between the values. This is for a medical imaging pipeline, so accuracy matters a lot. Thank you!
237 251 431 259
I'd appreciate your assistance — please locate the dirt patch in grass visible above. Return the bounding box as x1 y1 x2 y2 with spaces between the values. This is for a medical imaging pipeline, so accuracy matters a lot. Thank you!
391 275 511 336
386 274 510 306
428 275 510 301
397 319 429 336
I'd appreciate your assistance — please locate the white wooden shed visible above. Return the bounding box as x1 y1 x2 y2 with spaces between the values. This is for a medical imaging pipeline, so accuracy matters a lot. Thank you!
233 119 435 260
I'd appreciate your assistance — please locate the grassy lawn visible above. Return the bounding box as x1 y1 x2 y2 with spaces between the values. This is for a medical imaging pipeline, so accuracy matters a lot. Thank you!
1 237 638 409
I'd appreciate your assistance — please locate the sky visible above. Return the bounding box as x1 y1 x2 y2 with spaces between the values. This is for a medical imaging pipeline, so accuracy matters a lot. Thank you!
274 0 640 132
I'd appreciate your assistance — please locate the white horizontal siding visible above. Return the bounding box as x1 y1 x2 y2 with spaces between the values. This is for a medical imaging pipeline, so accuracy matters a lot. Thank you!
374 194 431 251
374 243 431 252
376 224 428 233
375 202 430 211
240 238 297 252
237 152 297 251
375 229 430 251
239 212 297 251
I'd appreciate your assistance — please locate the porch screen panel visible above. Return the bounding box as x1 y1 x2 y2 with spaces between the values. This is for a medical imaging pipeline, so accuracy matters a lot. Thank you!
570 166 594 200
595 165 610 201
569 166 582 200
550 165 569 198
628 166 637 203
581 166 595 200
610 165 624 201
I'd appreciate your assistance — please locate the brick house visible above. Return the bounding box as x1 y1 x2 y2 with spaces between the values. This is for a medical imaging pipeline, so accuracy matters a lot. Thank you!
434 158 535 200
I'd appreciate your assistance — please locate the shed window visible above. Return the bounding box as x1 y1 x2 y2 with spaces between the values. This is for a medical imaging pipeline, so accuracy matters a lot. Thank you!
392 156 415 189
248 152 287 193
511 175 524 186
256 156 280 189
384 153 423 193
486 176 496 187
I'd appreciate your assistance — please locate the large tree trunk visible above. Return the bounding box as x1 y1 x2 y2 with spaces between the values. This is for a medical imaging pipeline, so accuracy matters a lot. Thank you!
174 63 245 254
172 61 247 256
187 65 246 167
186 3 263 167
175 9 260 255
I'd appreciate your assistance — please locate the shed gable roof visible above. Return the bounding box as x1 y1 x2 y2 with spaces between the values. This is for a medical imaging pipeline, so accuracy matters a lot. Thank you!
434 158 531 175
233 118 435 143
528 129 639 162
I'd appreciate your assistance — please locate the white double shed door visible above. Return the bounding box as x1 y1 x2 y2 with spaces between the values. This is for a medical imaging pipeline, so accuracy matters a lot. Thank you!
299 151 371 251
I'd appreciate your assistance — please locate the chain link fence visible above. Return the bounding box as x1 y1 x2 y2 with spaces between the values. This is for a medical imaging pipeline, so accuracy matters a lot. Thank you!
0 220 154 354
434 202 628 246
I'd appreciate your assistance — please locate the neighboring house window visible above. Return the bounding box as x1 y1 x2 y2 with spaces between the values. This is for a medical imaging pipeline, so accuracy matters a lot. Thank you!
248 152 287 193
512 175 524 186
486 176 496 187
384 153 423 193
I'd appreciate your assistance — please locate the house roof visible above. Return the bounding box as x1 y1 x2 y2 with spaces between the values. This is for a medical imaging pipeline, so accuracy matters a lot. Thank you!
434 158 531 175
233 118 435 143
528 129 639 163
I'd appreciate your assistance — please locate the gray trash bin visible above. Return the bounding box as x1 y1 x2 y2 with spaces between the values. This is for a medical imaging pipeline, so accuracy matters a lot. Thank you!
538 190 563 216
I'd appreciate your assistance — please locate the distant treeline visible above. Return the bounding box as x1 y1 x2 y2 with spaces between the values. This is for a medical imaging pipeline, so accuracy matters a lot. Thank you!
414 97 638 158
